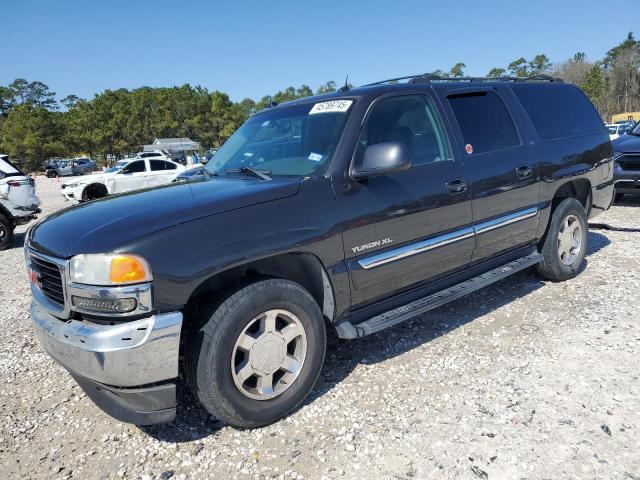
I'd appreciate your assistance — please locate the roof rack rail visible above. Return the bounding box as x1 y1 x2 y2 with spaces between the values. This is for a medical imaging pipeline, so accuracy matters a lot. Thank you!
363 73 563 86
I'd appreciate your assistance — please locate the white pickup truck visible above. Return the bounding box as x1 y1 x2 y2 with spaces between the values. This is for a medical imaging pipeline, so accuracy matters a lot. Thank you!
61 155 190 202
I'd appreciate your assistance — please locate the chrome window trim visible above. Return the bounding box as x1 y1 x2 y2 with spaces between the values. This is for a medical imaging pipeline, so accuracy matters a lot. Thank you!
358 206 539 270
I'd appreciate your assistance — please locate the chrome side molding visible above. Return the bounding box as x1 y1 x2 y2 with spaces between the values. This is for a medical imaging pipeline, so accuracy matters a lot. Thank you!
358 206 539 270
359 227 474 270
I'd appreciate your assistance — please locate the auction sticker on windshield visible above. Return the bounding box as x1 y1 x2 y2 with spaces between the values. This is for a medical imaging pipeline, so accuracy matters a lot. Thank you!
309 100 353 115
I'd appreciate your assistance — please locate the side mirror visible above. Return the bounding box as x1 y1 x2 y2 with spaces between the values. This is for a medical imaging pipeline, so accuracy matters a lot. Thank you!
350 142 411 180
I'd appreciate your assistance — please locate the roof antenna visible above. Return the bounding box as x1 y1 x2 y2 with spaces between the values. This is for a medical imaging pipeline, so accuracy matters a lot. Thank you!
338 75 350 93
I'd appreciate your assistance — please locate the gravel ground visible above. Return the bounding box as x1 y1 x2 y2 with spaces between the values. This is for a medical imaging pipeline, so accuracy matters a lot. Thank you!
1 177 639 480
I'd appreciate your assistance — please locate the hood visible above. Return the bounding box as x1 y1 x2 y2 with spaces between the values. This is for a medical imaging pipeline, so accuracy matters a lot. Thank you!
29 177 302 258
612 134 640 154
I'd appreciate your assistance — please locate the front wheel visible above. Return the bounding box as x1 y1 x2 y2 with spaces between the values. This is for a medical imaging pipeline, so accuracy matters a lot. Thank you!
0 215 14 251
536 197 588 282
185 279 326 428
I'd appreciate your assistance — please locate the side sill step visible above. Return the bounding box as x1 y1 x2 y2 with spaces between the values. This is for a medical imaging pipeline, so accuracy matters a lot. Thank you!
335 252 543 339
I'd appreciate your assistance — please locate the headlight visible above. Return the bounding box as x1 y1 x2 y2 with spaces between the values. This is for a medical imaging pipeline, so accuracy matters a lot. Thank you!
70 253 152 286
64 182 80 188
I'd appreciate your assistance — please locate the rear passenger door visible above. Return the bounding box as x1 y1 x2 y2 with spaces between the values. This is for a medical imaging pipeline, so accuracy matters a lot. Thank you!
444 86 540 260
336 93 474 308
147 160 179 187
113 160 148 193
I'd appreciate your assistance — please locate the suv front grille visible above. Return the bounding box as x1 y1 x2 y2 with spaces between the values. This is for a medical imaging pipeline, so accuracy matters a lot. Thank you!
31 255 65 306
619 155 640 171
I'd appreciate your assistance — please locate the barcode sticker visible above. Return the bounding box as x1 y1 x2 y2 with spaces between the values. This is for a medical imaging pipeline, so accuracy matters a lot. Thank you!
309 100 353 115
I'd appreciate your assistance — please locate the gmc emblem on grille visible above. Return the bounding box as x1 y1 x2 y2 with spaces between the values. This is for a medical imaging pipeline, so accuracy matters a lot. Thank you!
28 267 42 289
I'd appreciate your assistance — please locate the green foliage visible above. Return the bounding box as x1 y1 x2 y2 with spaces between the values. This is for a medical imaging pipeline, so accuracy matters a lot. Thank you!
450 63 466 77
7 78 58 110
1 103 66 170
529 54 552 75
581 64 605 109
508 57 530 77
603 32 639 68
316 81 337 94
487 67 507 78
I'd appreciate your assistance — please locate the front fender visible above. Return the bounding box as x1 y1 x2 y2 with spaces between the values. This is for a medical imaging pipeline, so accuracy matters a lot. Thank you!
117 178 346 313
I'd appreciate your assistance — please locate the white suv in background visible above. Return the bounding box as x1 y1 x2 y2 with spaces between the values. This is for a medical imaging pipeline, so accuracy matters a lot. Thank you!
132 150 171 160
0 154 41 250
606 123 631 141
61 157 187 202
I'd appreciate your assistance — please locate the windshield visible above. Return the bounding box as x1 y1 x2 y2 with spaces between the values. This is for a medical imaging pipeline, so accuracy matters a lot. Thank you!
205 100 353 177
630 122 640 136
105 160 129 173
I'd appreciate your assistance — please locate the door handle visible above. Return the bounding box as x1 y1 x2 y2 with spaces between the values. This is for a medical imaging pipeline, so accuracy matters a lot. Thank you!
516 165 534 179
446 178 468 194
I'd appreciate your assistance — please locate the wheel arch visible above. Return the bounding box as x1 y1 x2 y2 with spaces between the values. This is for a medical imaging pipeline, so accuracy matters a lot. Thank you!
0 203 14 221
184 251 336 324
551 178 592 214
81 182 109 201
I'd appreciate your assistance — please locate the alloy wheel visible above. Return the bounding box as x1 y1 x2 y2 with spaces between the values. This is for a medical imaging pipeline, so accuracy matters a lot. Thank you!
231 309 307 400
557 214 582 266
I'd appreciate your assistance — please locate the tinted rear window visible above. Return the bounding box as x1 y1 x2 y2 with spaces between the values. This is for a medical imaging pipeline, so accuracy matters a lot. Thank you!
512 84 605 140
448 91 520 155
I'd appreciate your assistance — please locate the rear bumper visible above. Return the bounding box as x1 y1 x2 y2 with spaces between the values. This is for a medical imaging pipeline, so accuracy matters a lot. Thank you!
31 301 183 424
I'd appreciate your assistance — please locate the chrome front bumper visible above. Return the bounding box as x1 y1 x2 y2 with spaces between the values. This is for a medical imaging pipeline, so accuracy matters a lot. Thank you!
31 301 183 387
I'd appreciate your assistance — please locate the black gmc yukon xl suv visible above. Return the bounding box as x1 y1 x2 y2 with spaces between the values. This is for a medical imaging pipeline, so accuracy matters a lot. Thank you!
26 75 614 428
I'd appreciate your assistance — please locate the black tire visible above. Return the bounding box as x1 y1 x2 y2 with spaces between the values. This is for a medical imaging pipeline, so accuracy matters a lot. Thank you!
185 279 326 428
83 168 92 175
0 214 14 251
536 197 588 282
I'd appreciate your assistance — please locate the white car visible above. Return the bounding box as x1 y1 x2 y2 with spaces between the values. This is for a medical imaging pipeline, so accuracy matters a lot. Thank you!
61 157 187 202
606 123 631 141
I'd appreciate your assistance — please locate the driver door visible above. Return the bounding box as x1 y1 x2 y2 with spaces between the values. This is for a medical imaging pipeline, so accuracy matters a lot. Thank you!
113 160 148 193
335 93 474 309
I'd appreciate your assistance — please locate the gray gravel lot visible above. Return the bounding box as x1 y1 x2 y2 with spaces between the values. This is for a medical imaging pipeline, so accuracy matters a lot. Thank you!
1 177 639 480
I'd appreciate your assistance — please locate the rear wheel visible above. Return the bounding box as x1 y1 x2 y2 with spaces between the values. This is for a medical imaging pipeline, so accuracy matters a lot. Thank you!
536 197 588 282
185 279 326 428
0 215 14 251
83 167 92 175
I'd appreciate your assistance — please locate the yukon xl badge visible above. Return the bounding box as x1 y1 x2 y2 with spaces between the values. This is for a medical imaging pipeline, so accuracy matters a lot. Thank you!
352 238 393 253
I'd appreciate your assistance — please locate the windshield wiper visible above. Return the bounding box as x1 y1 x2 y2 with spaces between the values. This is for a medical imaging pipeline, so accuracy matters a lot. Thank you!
225 166 272 180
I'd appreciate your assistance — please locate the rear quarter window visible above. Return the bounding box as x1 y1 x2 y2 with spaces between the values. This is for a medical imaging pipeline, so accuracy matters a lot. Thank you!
511 84 605 140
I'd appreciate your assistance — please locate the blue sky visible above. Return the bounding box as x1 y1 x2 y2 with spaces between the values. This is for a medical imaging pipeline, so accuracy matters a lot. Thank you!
2 0 638 102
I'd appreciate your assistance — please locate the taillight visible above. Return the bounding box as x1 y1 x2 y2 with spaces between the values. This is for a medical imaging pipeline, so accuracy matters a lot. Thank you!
7 179 32 187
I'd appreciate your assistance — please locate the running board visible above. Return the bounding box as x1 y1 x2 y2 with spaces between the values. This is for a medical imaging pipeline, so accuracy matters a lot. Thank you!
335 252 543 339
